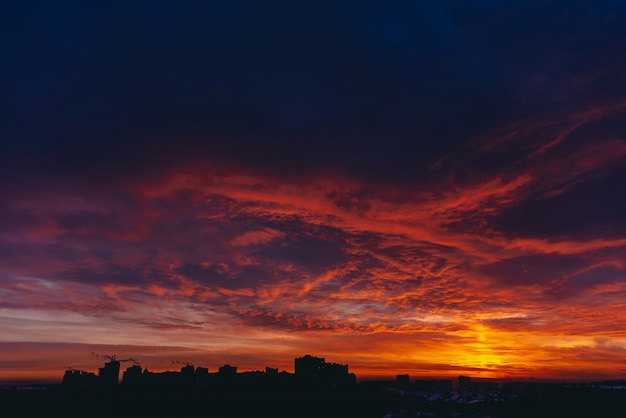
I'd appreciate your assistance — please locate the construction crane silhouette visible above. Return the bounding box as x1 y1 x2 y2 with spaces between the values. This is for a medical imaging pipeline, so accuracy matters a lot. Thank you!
119 358 140 365
96 354 140 365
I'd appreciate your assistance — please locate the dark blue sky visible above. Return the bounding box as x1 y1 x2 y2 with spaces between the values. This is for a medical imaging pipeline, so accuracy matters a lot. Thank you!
3 0 625 180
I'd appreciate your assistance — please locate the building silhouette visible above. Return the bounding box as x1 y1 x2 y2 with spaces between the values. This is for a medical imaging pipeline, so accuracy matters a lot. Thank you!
294 354 356 385
180 364 195 386
295 355 325 380
218 364 237 384
396 374 410 386
98 359 120 389
62 369 98 387
195 366 209 387
121 364 143 386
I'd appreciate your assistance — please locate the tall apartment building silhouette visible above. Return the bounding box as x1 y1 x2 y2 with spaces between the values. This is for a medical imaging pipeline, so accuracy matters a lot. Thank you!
98 359 120 388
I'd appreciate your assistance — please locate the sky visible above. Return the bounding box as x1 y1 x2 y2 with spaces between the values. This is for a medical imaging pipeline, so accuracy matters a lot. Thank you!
2 0 626 383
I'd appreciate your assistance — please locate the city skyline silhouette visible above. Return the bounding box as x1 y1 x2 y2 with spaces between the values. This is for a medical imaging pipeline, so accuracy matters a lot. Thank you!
4 353 626 418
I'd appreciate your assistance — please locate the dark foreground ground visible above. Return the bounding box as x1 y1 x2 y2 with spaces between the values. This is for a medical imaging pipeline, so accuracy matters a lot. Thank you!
2 383 626 418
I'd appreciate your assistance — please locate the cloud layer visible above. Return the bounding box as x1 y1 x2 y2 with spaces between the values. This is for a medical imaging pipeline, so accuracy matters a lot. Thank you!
2 1 626 382
2 101 626 381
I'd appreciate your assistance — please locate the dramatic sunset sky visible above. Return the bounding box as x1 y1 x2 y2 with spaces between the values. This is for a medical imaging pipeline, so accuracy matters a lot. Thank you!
2 1 626 383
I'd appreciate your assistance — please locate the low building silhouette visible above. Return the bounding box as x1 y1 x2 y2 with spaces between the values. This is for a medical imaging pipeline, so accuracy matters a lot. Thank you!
62 369 98 387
